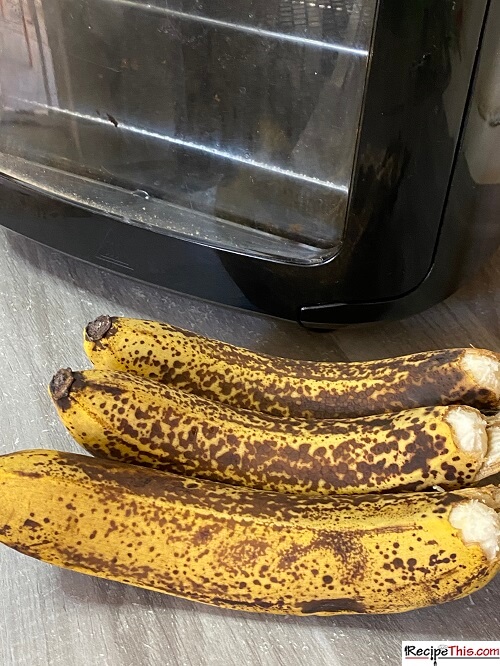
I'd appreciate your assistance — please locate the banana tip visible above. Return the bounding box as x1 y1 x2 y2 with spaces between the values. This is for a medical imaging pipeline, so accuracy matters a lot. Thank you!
49 368 75 401
85 315 112 342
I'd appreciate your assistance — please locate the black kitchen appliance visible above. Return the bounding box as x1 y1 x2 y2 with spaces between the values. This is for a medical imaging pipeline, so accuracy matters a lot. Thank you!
0 0 498 326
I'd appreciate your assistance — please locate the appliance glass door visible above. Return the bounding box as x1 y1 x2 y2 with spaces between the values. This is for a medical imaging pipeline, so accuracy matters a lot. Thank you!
0 0 376 263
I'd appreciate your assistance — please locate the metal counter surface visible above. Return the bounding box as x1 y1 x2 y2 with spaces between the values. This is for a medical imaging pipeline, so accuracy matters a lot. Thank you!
0 226 498 666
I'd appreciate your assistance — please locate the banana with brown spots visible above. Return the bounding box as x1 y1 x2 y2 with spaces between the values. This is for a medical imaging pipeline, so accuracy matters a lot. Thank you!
0 449 498 615
83 315 500 419
49 368 500 495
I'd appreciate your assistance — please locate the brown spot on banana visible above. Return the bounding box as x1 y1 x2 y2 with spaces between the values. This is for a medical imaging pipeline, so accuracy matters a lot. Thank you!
83 316 500 419
0 450 498 615
50 368 499 495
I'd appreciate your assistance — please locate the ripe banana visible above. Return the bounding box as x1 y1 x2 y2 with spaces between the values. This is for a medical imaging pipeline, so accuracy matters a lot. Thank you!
49 368 500 495
83 315 500 419
0 449 498 615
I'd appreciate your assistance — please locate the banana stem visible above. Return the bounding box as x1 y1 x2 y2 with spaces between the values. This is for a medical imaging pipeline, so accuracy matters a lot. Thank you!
49 368 74 401
475 419 500 481
85 315 113 342
449 496 500 562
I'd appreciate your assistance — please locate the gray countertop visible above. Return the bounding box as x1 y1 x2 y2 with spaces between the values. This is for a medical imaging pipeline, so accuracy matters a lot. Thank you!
0 226 499 666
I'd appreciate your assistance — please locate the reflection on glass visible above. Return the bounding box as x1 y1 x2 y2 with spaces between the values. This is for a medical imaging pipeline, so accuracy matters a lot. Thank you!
0 0 376 262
